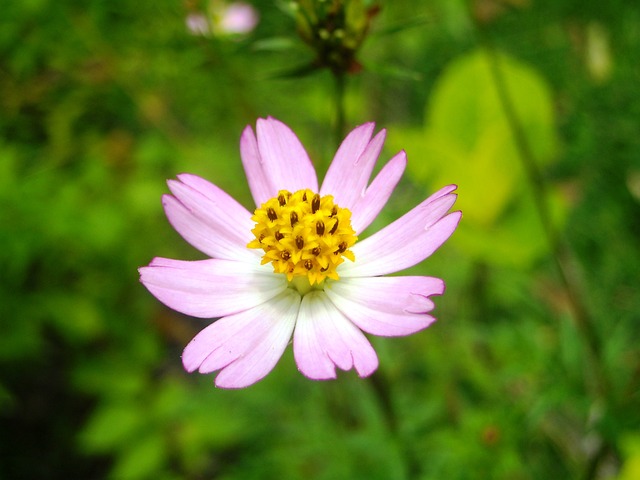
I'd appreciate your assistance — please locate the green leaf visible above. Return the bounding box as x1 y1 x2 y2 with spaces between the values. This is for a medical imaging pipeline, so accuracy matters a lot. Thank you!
251 36 300 52
79 403 143 453
41 293 105 344
372 16 432 37
364 61 423 81
618 434 640 480
110 434 167 480
403 48 563 266
426 48 557 165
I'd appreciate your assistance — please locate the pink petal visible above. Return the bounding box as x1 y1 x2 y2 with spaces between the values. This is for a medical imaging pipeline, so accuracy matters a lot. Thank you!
164 175 257 261
350 150 406 234
255 117 318 197
320 123 380 209
340 186 461 277
325 276 444 336
293 291 378 380
220 3 259 34
139 258 286 318
240 125 272 207
182 289 300 389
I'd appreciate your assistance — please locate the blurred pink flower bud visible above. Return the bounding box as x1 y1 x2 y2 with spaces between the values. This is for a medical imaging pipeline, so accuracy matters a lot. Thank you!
218 2 259 35
186 13 210 36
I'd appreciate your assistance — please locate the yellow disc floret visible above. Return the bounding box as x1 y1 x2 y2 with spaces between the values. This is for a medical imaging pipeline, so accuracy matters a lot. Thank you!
248 189 357 285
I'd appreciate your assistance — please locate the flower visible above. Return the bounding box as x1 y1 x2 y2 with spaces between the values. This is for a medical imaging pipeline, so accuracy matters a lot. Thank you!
293 0 379 75
185 2 259 38
186 13 211 36
216 2 259 35
139 117 461 388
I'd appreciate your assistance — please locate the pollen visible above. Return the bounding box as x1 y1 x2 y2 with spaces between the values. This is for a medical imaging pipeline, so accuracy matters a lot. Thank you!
247 189 357 285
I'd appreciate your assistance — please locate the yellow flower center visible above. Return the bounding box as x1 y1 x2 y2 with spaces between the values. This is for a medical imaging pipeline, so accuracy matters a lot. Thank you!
247 189 357 285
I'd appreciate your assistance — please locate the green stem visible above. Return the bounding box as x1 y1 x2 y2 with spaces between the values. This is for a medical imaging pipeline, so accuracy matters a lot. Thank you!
333 71 347 148
331 66 417 475
483 41 605 393
368 370 420 479
477 26 610 480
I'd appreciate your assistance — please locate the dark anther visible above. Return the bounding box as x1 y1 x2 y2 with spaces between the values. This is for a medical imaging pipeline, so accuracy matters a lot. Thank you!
281 250 291 261
316 220 325 235
275 231 284 241
295 236 304 249
312 194 321 213
302 192 307 201
259 234 265 243
290 211 298 227
330 206 338 217
336 241 348 254
267 208 278 221
304 260 313 270
329 219 339 235
312 247 321 256
320 266 328 272
278 194 287 206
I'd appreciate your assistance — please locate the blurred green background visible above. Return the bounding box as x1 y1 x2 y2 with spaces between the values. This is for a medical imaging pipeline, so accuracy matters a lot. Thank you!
1 0 639 479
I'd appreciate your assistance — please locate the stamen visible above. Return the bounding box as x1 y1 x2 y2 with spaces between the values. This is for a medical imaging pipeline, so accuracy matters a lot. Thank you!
278 193 287 206
312 247 321 256
267 208 277 221
304 259 313 270
312 194 320 213
281 251 291 260
329 219 339 235
275 231 284 241
316 221 325 236
295 236 304 249
290 211 298 227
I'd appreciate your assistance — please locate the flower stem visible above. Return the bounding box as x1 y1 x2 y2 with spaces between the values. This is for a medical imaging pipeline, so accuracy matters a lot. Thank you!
330 65 421 474
483 39 606 395
477 25 611 480
333 71 347 149
368 370 421 479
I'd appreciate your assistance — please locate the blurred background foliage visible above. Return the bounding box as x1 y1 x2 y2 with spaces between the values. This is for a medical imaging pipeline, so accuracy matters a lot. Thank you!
1 0 639 478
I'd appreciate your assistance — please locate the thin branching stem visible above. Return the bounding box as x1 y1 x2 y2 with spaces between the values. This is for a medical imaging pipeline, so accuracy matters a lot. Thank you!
477 24 612 480
483 37 607 396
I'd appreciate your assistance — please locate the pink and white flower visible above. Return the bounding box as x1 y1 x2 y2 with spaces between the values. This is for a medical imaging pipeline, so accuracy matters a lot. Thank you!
217 2 259 35
139 117 461 388
185 2 259 38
